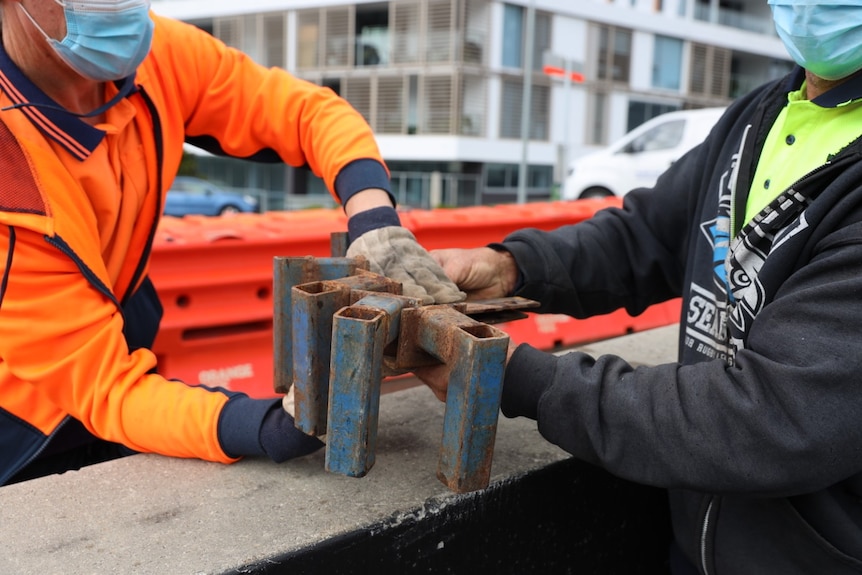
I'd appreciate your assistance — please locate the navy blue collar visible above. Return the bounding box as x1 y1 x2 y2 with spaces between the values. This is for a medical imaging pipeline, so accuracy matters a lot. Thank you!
785 66 862 108
0 40 137 161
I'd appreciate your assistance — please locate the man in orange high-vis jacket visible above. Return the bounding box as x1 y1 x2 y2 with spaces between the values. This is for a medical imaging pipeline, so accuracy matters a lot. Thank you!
0 1 464 485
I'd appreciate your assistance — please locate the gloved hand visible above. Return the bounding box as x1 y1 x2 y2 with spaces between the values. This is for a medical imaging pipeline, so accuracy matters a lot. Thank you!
259 404 324 463
347 226 466 305
219 395 323 463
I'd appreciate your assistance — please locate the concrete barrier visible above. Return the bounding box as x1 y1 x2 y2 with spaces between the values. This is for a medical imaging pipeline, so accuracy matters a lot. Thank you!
0 325 679 575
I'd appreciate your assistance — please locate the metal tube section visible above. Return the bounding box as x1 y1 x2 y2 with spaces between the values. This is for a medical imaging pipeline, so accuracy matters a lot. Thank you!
414 307 509 493
291 281 350 436
290 270 401 435
273 256 364 394
329 231 349 258
326 295 406 477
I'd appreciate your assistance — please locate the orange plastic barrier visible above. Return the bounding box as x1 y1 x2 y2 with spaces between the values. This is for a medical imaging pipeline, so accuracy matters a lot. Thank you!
400 198 621 249
149 199 680 398
499 302 681 349
151 210 347 397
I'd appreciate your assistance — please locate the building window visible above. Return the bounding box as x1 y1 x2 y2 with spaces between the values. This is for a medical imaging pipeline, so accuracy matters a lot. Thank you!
460 73 486 136
297 1 479 70
355 3 389 66
596 25 632 83
392 1 421 64
343 77 372 124
530 84 550 140
463 0 488 65
652 35 683 90
324 7 352 67
316 71 485 137
295 8 354 69
407 75 419 134
628 101 679 131
485 163 518 188
689 43 731 98
499 78 550 141
502 4 550 71
529 165 553 188
531 12 551 71
484 163 552 192
214 17 243 50
263 14 285 69
427 0 454 63
423 76 453 134
378 76 405 133
322 77 342 96
297 10 320 69
189 19 214 36
502 4 523 68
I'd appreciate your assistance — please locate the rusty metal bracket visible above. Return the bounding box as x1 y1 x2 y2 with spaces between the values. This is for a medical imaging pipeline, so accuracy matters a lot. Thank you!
326 294 411 478
398 305 509 492
273 256 369 395
273 254 535 493
289 273 406 435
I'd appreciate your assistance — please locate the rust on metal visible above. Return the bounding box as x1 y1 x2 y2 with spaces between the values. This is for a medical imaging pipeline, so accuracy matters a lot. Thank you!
274 254 530 493
462 296 540 324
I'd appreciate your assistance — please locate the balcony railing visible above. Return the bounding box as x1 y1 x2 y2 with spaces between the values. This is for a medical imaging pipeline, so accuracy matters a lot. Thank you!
693 4 775 35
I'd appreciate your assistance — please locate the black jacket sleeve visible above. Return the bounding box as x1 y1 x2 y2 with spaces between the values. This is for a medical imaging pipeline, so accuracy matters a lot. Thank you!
500 220 862 497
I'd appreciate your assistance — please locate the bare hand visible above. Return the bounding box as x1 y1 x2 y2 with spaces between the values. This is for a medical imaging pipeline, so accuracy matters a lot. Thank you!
431 247 519 300
412 338 520 402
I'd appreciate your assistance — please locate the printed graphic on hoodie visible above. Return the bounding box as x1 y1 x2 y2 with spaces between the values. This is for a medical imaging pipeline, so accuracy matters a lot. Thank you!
726 189 810 358
684 134 741 364
684 121 811 366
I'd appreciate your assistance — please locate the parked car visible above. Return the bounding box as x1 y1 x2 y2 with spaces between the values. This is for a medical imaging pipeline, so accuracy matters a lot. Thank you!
562 107 726 200
164 176 259 216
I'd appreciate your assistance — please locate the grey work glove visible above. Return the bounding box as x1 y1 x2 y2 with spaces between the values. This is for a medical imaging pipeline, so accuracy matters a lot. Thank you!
346 226 466 305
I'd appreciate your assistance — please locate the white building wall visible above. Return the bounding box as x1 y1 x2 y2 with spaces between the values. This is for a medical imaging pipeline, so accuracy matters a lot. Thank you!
547 15 588 165
549 13 587 67
629 31 654 93
485 1 505 141
286 11 297 71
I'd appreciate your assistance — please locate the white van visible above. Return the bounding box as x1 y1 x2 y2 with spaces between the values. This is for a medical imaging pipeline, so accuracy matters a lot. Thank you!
562 107 725 200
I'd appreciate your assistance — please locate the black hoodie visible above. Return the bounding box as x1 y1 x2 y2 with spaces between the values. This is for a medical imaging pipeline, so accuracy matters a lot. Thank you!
499 68 862 574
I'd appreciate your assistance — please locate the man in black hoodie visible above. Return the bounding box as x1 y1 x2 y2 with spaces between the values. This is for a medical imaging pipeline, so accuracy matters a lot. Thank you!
415 1 862 573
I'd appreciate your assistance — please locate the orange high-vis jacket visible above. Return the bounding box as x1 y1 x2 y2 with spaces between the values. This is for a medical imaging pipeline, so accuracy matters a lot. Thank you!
0 14 390 484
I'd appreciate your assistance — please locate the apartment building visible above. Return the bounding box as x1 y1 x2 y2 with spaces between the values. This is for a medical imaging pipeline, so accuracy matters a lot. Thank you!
152 0 793 208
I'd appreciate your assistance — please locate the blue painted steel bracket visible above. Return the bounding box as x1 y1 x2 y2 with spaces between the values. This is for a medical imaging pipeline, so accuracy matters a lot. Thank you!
274 255 513 493
290 273 403 435
326 294 411 478
273 256 368 394
398 305 508 493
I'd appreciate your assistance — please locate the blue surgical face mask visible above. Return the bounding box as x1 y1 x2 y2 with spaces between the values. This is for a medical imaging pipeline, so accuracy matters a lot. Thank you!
19 0 154 82
768 0 862 81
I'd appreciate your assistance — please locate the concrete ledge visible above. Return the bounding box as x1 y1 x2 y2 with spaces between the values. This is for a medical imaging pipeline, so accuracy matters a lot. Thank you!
0 324 679 574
